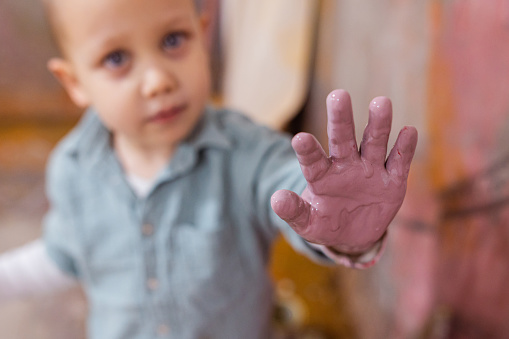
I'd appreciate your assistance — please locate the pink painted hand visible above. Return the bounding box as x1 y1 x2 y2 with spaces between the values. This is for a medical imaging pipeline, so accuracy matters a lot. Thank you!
271 89 418 255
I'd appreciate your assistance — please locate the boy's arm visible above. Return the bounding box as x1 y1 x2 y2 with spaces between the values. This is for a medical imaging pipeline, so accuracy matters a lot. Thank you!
0 239 78 302
271 89 418 262
306 232 388 269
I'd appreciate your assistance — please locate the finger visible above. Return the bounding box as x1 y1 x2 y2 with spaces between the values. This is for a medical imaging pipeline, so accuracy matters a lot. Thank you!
360 96 393 165
292 132 330 183
271 189 310 234
326 89 359 160
386 126 418 179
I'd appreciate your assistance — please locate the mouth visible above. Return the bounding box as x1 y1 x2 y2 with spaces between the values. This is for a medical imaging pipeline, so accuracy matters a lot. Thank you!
148 104 187 123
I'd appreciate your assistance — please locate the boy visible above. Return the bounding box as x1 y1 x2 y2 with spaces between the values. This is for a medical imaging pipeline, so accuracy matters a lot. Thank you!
0 0 417 338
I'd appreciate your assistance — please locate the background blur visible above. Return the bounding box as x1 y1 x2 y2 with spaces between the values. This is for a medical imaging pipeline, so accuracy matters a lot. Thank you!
2 0 509 338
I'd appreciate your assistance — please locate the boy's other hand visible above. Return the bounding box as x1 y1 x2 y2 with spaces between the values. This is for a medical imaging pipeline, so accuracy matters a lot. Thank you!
271 89 418 255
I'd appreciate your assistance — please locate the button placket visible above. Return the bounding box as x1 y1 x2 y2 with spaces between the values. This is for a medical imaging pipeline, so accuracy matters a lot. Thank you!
141 198 159 294
147 277 159 291
142 223 154 236
157 324 170 336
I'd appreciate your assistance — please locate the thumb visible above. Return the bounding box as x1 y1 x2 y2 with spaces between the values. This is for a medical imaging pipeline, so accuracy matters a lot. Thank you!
271 189 311 234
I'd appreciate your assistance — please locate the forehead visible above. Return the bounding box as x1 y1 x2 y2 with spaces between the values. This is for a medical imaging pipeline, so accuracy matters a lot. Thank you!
50 0 199 52
49 0 198 14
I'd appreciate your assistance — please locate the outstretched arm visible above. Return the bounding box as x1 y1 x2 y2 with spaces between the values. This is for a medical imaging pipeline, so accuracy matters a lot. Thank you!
271 89 418 256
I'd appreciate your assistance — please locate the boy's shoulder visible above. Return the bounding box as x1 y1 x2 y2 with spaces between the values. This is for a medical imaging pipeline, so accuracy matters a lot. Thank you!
204 106 291 151
47 110 107 174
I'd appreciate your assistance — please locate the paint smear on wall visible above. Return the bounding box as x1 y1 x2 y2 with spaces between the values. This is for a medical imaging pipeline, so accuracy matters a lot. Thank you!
428 0 509 336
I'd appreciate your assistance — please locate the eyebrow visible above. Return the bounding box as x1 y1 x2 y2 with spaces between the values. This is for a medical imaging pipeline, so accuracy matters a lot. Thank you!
97 15 192 50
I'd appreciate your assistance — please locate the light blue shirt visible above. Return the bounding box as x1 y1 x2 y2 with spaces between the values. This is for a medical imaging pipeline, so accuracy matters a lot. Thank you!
43 106 333 339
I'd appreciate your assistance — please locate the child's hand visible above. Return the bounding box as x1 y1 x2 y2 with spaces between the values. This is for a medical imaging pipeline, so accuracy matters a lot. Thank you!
271 89 418 254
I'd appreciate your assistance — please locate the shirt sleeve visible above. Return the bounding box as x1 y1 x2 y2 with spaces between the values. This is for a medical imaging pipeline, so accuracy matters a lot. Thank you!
307 231 388 269
42 148 81 278
246 128 332 265
251 127 387 268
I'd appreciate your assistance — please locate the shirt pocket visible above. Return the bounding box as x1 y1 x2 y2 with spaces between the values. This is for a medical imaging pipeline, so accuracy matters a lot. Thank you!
171 222 247 315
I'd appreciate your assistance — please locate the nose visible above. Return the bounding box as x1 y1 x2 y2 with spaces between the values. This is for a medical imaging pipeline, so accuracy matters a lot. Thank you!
141 66 177 98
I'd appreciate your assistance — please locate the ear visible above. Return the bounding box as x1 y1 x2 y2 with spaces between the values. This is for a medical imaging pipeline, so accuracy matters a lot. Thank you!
47 57 90 108
200 12 211 32
199 12 213 51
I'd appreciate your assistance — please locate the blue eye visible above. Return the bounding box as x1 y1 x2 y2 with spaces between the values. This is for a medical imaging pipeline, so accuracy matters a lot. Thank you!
103 50 128 69
162 32 187 50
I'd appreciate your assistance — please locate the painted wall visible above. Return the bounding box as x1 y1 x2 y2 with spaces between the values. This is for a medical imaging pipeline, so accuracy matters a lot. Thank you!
0 0 78 120
430 0 509 337
302 0 509 337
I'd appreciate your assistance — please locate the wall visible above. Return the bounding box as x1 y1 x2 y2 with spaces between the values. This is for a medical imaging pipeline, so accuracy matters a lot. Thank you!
0 0 78 121
303 0 509 338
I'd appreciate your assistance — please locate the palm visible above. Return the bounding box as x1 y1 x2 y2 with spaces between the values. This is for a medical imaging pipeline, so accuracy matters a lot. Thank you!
271 89 417 254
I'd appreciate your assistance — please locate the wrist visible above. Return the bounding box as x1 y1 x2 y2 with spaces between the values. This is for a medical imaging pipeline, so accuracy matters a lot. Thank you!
327 231 387 256
319 231 388 269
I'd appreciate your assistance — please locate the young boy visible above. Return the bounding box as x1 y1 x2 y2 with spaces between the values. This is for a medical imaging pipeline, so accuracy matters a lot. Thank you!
0 0 417 338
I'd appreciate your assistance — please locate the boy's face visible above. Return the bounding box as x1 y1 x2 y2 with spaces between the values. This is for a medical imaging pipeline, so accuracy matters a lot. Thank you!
48 0 211 150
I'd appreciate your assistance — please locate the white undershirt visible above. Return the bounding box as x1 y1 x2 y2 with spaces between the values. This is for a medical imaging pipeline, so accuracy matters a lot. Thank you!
125 173 153 198
0 174 154 302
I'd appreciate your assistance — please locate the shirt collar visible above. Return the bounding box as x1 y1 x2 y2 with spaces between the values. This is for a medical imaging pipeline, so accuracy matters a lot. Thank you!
64 105 232 175
185 105 232 151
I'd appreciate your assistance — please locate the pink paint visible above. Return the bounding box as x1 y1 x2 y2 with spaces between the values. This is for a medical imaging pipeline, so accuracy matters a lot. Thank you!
444 0 509 174
271 89 418 254
392 1 509 336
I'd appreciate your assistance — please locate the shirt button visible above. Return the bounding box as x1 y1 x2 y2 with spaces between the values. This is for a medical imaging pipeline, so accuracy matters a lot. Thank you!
147 278 159 290
157 324 170 336
142 223 154 236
